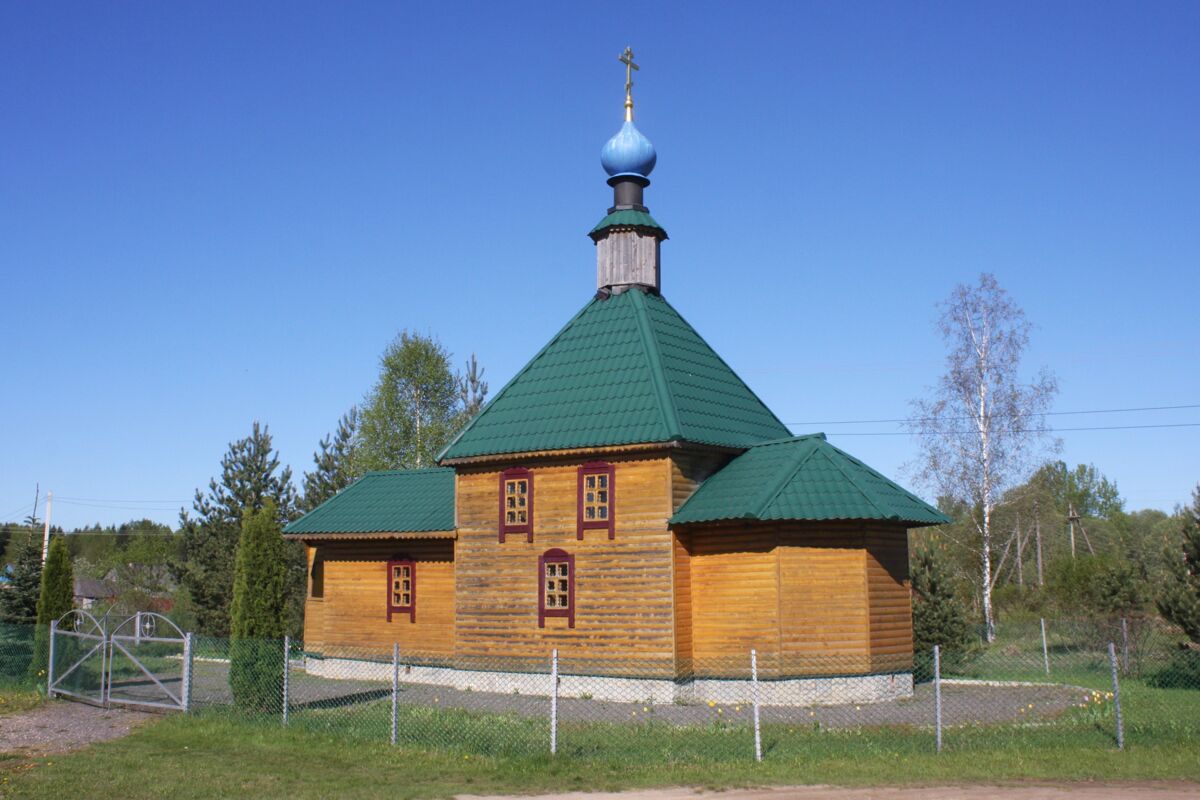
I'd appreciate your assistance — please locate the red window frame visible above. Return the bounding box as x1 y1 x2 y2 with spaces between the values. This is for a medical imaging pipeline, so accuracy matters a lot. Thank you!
499 467 534 543
386 556 416 623
577 461 616 540
538 548 575 628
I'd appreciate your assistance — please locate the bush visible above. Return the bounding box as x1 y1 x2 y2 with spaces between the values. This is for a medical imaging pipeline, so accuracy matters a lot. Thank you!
1148 646 1200 690
229 502 288 711
911 544 974 679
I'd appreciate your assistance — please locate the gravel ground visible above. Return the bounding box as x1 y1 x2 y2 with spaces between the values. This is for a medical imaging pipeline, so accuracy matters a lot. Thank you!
0 701 152 756
183 658 1084 728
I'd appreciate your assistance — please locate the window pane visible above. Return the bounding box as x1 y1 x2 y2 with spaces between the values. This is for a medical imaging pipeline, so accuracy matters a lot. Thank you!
558 563 568 576
585 507 595 519
598 506 607 519
597 491 607 503
506 511 516 523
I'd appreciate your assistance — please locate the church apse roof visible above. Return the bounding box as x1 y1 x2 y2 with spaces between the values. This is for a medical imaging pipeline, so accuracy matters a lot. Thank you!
670 434 949 527
283 468 455 536
438 289 791 461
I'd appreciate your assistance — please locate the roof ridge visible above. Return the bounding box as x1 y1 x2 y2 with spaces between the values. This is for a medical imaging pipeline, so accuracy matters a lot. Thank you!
628 289 683 439
435 296 600 463
651 294 793 438
753 437 823 517
814 443 893 520
364 467 454 476
750 433 827 448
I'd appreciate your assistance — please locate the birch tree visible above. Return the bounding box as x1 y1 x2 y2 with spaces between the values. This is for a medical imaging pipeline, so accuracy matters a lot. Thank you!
909 274 1057 641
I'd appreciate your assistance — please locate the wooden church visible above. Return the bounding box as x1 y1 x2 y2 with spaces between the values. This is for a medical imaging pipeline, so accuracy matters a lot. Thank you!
284 55 947 703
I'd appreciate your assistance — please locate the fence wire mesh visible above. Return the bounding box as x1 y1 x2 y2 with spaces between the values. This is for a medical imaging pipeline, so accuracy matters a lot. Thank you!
2 616 1199 762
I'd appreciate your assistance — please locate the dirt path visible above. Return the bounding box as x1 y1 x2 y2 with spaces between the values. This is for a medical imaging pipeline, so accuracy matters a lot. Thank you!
0 700 153 756
459 784 1200 800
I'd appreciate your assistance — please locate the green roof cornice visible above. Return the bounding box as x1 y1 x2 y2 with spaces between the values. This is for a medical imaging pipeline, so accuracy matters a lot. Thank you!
589 209 667 240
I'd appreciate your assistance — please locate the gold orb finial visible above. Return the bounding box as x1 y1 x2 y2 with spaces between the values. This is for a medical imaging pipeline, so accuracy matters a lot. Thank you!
619 47 639 122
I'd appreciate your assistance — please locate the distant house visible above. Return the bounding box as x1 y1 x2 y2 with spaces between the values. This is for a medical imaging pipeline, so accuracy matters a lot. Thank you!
74 577 117 611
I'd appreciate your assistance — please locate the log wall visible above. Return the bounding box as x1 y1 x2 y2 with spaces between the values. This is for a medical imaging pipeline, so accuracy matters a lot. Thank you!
454 452 677 675
304 538 456 660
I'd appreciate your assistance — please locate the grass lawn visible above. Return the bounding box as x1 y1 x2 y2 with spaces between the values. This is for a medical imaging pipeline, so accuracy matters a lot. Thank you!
2 696 1199 800
0 687 41 717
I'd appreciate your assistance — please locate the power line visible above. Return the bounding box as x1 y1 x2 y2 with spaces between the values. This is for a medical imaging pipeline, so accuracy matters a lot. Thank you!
827 422 1200 436
54 495 188 505
787 403 1200 427
54 499 184 511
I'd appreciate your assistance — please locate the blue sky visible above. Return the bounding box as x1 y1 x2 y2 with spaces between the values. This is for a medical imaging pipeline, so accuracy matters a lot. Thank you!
2 1 1197 530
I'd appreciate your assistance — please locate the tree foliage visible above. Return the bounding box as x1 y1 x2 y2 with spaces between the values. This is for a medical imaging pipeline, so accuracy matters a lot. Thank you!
229 501 288 711
1157 486 1200 644
355 332 488 472
1029 461 1123 519
0 532 42 624
908 273 1057 641
173 422 297 637
301 406 360 512
29 535 75 681
911 544 972 657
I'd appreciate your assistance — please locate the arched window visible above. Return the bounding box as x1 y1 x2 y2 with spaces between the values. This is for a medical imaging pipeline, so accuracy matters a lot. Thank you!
386 557 416 622
499 467 534 543
577 461 615 539
538 548 575 628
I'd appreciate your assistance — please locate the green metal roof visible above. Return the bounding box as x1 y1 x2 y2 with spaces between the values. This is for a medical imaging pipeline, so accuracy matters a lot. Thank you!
589 209 667 239
670 435 950 527
283 468 455 535
438 290 791 461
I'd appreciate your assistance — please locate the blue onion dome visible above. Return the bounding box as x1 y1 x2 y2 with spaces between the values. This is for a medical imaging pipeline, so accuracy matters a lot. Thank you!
600 120 657 180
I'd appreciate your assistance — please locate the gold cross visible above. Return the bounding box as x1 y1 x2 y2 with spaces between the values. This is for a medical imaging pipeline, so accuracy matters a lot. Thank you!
619 47 639 121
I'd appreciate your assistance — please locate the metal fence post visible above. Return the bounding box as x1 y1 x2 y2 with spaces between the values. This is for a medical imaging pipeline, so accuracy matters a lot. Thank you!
182 632 193 713
1108 642 1124 750
1121 618 1130 673
391 642 399 746
550 649 558 756
1040 618 1050 675
751 648 762 762
282 635 290 726
46 619 57 697
933 644 942 753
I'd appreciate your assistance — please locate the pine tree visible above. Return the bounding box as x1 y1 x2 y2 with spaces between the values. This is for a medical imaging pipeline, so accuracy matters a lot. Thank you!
1157 486 1200 644
229 501 288 711
301 406 360 512
458 353 489 424
0 532 42 624
173 422 297 637
28 535 75 682
911 544 973 662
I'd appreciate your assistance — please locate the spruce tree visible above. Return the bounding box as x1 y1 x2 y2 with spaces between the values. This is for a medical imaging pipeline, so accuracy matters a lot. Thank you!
0 532 43 624
173 422 297 636
301 406 360 512
229 501 288 711
1158 486 1200 644
911 544 972 665
28 536 75 682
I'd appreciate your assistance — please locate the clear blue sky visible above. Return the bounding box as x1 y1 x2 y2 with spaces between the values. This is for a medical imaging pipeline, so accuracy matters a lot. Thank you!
2 1 1197 530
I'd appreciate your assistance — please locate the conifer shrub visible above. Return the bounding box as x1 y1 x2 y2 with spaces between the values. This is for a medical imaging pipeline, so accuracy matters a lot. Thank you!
911 544 973 680
28 536 74 685
229 501 288 712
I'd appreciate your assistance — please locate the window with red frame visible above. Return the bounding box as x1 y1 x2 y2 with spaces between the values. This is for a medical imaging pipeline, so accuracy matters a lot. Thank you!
538 548 575 628
386 557 415 622
577 461 615 539
499 467 533 542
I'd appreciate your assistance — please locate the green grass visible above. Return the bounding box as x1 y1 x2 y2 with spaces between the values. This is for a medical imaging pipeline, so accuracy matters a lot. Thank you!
2 683 1199 799
0 686 41 717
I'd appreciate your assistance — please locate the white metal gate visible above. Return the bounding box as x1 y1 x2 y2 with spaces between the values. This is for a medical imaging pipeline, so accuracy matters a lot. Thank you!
48 610 192 712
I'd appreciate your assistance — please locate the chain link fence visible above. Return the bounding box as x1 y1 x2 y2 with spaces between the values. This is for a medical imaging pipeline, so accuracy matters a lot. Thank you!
3 616 1198 761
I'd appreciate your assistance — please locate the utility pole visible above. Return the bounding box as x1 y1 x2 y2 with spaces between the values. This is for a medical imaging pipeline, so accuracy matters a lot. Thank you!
1015 513 1024 587
41 491 53 563
1067 502 1077 559
1034 500 1044 587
